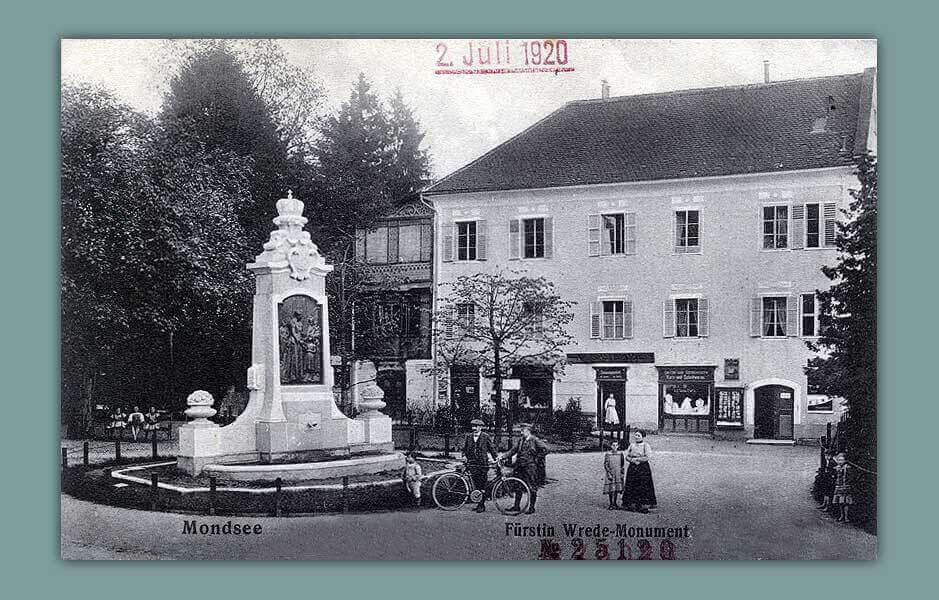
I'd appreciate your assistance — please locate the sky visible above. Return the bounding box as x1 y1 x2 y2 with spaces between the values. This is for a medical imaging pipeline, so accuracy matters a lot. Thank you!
61 38 876 180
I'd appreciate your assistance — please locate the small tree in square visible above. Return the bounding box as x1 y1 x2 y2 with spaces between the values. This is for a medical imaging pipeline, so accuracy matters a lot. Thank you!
432 270 576 444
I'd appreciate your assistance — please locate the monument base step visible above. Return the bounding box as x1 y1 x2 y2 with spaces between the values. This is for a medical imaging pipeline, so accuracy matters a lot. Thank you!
202 451 405 482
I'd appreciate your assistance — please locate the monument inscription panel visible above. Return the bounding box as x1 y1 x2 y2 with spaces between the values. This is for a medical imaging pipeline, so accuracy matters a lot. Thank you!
278 295 323 385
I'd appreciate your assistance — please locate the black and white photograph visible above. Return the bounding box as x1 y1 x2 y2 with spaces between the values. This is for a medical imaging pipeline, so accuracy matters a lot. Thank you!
59 38 877 560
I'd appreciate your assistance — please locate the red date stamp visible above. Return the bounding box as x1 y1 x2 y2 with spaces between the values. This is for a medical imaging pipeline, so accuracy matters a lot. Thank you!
434 39 575 75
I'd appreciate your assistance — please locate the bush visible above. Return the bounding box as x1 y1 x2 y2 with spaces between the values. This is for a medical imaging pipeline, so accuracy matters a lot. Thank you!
552 398 584 439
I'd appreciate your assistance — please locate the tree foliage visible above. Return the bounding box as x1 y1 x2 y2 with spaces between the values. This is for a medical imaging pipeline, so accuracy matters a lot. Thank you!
159 44 291 249
806 153 877 456
61 84 254 431
432 271 576 441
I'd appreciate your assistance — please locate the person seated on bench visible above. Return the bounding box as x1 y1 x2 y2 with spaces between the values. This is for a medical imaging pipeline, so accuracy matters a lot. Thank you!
108 407 127 440
143 406 161 442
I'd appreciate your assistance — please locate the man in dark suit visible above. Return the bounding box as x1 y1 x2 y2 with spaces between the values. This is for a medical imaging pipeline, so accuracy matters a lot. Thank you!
462 418 498 512
500 422 547 514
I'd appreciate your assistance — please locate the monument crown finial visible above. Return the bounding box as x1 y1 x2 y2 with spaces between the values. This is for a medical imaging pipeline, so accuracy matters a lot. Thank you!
287 189 294 199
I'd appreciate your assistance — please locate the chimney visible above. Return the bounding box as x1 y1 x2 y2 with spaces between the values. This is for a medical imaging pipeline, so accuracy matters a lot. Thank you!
601 79 610 100
763 60 770 84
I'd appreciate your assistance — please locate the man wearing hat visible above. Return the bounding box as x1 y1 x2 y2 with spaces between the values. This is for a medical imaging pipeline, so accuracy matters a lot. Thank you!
462 418 498 512
500 422 547 514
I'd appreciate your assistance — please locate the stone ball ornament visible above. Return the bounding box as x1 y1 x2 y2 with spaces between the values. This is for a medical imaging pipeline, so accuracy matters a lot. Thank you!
185 390 218 425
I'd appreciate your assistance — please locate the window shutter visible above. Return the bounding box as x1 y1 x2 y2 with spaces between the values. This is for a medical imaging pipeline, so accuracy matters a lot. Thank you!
442 224 454 262
673 212 681 253
589 302 601 338
477 220 487 261
790 204 805 250
588 214 601 256
509 219 520 260
823 202 838 247
543 217 554 258
698 298 709 337
786 296 798 337
663 300 675 338
625 212 637 255
623 300 633 338
749 297 762 337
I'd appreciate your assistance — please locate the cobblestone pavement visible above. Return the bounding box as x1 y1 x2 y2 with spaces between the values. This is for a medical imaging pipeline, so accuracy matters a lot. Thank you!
60 435 876 560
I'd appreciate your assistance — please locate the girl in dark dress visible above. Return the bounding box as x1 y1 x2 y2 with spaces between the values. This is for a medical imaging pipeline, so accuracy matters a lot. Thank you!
622 429 657 512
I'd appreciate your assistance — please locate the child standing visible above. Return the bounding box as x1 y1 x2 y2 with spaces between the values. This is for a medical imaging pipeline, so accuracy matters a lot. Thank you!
603 440 625 510
817 450 836 511
402 454 423 507
622 429 657 513
830 452 855 523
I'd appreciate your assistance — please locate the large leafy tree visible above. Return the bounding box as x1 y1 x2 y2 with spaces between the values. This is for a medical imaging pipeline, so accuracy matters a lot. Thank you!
806 153 877 458
61 85 254 432
432 271 576 443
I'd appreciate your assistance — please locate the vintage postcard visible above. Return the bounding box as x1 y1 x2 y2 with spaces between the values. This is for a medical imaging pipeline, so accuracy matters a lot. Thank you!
60 38 877 560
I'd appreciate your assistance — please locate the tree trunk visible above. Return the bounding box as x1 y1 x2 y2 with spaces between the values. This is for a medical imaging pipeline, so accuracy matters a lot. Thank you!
493 346 503 446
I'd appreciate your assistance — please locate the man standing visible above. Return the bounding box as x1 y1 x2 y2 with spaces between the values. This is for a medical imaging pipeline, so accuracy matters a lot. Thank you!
501 423 547 514
462 418 497 513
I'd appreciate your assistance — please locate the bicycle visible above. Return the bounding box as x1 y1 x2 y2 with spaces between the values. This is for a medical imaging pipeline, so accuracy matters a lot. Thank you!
432 461 531 514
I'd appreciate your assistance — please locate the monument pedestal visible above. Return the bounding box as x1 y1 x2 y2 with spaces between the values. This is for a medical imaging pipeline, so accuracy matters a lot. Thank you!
176 192 397 477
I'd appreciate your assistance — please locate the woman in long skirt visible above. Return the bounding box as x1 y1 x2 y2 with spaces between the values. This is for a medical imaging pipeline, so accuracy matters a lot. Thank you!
622 429 657 513
603 440 625 509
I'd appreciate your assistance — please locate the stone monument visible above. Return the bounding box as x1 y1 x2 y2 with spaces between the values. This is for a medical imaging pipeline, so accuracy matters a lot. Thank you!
178 192 400 479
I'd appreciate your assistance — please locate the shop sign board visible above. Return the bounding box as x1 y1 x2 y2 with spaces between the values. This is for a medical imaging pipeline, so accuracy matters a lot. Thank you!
715 387 745 427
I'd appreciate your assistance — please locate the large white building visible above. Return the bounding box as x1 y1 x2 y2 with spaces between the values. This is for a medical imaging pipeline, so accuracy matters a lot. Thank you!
424 68 876 442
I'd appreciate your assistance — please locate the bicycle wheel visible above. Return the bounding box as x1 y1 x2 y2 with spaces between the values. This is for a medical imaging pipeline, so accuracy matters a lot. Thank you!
432 472 470 510
491 477 530 515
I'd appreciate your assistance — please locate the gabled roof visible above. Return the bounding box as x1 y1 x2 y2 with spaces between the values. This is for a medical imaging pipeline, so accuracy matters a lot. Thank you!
426 68 875 195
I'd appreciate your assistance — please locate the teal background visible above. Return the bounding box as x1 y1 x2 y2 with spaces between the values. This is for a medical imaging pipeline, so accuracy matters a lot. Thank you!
2 0 928 596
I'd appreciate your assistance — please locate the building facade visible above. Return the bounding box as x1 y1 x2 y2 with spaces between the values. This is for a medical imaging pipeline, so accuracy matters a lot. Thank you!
425 69 876 441
351 199 435 421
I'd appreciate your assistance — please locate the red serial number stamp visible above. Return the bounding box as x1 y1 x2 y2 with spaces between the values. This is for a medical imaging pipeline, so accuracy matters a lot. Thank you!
536 538 679 560
434 40 575 75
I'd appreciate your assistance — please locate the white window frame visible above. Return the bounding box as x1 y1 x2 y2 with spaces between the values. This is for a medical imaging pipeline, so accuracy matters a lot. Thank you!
522 217 546 259
760 295 790 338
674 208 701 254
761 203 791 251
674 297 700 338
803 203 822 249
455 220 478 262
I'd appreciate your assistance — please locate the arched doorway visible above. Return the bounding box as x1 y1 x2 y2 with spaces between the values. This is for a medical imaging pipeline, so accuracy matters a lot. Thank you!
753 384 795 440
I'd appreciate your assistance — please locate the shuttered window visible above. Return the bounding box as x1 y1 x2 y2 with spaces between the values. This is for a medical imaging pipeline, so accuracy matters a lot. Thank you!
590 300 632 339
759 296 797 337
455 221 482 261
667 297 709 338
